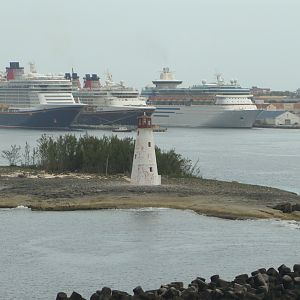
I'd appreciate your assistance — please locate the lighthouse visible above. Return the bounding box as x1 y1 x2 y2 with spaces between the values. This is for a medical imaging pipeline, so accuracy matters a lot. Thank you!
131 115 161 186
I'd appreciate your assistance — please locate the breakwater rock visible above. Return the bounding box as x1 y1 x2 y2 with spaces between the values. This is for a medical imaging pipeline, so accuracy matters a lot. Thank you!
56 264 300 300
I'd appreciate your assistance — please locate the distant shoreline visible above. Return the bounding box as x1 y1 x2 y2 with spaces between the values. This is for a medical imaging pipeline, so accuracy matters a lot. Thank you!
0 167 299 221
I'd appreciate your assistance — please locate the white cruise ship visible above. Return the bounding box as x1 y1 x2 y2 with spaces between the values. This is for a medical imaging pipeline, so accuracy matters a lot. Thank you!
66 72 155 126
0 62 84 129
141 68 260 128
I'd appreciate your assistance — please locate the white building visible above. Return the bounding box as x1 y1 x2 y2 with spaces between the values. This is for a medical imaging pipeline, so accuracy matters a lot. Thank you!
130 115 161 186
256 111 300 126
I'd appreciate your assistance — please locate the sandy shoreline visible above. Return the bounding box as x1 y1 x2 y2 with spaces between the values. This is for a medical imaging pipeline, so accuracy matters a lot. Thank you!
0 167 299 220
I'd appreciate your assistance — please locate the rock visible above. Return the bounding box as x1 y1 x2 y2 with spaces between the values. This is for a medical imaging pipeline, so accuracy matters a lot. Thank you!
111 290 129 300
190 278 208 290
292 204 300 211
143 292 156 300
267 267 279 277
70 291 84 300
133 286 144 296
294 277 300 285
216 278 231 289
272 202 293 213
208 282 216 290
199 289 213 300
293 264 300 273
212 288 224 299
223 290 236 299
234 273 249 285
258 268 267 274
56 292 68 300
278 264 291 275
253 273 267 287
158 287 168 296
251 270 260 276
161 287 180 299
90 293 100 300
99 286 112 300
256 285 268 295
245 291 263 300
180 288 198 300
210 274 219 283
282 275 294 289
233 283 246 293
169 282 183 290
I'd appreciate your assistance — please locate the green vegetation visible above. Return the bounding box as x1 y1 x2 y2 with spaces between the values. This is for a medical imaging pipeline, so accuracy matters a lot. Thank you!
1 134 200 178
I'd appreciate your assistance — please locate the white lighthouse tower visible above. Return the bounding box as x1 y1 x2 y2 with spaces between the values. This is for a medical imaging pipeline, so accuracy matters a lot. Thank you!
131 115 161 186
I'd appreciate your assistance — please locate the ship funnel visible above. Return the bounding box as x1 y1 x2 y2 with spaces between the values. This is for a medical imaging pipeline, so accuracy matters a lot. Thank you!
6 61 24 80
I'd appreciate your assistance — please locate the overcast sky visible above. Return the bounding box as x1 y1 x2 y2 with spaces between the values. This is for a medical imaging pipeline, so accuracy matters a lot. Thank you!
1 0 299 90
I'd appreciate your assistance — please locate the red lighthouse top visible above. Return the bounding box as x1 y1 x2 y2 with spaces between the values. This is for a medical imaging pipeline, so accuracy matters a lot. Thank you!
137 114 152 128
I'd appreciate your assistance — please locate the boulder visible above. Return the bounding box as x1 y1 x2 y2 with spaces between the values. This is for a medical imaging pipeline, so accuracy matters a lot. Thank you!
253 273 267 288
216 278 231 289
169 282 184 290
234 274 248 285
99 287 112 299
282 275 294 289
180 288 198 300
56 292 68 300
272 203 293 213
212 288 224 299
90 293 100 300
161 287 180 299
133 286 144 296
278 264 291 275
210 275 219 283
111 290 130 300
294 277 300 285
293 264 300 274
70 291 84 300
292 204 300 211
266 267 279 277
190 278 208 291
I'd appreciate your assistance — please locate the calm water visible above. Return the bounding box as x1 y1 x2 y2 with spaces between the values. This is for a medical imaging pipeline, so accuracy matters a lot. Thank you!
0 208 299 299
0 127 299 194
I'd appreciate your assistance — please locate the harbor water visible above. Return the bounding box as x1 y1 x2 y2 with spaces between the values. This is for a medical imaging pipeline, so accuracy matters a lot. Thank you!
0 127 299 299
0 127 299 194
0 208 299 299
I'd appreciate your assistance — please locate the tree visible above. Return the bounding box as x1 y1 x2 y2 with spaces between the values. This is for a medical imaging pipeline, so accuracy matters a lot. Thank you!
1 145 21 166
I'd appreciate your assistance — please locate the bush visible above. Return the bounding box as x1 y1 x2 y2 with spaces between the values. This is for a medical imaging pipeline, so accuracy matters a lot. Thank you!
2 134 200 178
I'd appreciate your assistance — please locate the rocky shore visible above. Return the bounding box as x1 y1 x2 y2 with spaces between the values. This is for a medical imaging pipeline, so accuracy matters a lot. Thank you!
56 264 300 300
0 167 300 220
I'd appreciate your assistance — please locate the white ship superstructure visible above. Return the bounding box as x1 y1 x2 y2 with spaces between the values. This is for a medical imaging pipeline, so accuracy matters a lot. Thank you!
142 68 260 128
0 62 84 128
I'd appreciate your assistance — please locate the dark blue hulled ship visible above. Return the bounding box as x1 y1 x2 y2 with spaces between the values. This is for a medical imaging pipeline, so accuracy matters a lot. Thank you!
0 62 84 129
66 71 155 127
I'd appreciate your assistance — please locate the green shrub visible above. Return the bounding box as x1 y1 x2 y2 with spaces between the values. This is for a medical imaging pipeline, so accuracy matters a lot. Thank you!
2 134 200 178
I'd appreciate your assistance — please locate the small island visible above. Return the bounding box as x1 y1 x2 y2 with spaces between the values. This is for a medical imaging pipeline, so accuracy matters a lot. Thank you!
0 167 299 221
0 134 299 220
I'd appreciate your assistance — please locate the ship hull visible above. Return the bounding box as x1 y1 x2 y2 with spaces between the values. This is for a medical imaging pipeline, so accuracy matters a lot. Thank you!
0 106 83 129
152 105 261 128
76 107 155 126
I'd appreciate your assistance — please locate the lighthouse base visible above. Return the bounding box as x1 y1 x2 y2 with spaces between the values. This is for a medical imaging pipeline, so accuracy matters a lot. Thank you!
130 165 161 186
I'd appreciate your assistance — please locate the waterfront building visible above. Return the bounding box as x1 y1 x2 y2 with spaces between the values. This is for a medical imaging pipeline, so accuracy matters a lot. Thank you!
255 111 300 127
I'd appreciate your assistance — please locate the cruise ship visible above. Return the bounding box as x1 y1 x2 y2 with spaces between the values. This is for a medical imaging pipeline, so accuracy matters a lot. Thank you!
141 68 260 128
0 62 84 129
65 72 155 126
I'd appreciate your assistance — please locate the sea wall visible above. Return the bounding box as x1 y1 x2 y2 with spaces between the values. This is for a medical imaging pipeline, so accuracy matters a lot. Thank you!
56 264 300 300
